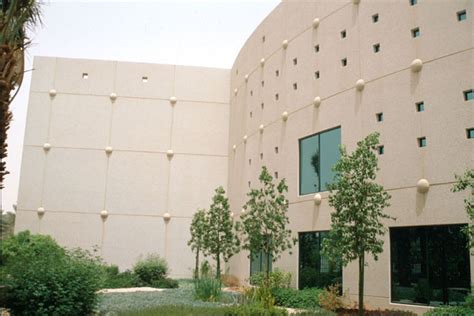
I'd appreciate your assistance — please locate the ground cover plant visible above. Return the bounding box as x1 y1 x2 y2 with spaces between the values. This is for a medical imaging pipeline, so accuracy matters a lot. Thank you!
97 280 240 314
108 304 337 316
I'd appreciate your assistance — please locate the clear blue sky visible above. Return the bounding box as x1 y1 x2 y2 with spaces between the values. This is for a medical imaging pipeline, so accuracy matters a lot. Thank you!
3 0 279 212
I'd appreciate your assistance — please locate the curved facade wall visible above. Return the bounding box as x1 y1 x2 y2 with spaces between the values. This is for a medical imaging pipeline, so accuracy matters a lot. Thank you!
227 0 473 313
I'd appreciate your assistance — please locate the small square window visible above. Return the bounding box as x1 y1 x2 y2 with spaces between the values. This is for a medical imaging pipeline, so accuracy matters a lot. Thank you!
467 128 474 139
249 159 252 165
378 145 385 155
274 172 279 179
275 70 280 77
416 101 425 112
418 137 427 148
261 81 265 87
293 58 298 65
373 43 380 53
248 181 251 187
372 13 379 23
275 147 279 154
293 83 298 90
262 35 266 42
142 76 148 83
236 69 239 75
250 90 253 96
260 153 263 159
410 0 417 6
275 94 279 101
411 27 420 38
464 89 474 101
457 10 467 21
341 30 347 38
82 73 89 79
315 71 320 79
314 44 320 53
341 58 348 67
250 111 253 118
261 103 264 109
376 112 383 122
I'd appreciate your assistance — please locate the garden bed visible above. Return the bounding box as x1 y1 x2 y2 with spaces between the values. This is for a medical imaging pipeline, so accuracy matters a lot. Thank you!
336 309 416 316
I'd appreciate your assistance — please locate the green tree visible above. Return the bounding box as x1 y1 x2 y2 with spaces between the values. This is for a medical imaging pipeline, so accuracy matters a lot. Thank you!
322 132 393 316
1 0 42 188
202 186 239 280
452 168 474 248
188 209 207 279
240 166 296 288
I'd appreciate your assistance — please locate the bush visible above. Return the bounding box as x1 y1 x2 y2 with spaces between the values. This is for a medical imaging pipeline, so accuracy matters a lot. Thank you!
273 287 324 309
424 306 474 316
104 268 140 289
249 269 292 289
317 284 346 312
1 231 104 316
244 286 275 309
152 277 179 289
194 275 222 302
133 254 177 288
221 274 240 287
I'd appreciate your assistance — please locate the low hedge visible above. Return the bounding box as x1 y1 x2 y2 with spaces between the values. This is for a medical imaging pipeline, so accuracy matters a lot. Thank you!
272 287 324 309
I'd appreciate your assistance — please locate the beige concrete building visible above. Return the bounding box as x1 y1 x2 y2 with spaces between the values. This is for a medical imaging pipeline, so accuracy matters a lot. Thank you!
16 57 230 277
16 0 473 313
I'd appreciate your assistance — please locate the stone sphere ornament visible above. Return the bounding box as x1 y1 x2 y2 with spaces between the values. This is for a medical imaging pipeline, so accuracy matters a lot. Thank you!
169 96 177 105
411 59 423 73
313 96 321 107
282 39 289 49
100 210 109 220
313 193 322 205
417 179 430 193
356 79 365 91
281 111 289 121
312 18 320 29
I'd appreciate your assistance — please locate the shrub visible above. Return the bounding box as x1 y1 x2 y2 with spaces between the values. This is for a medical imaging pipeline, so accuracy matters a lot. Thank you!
273 287 324 309
221 274 240 287
317 284 346 312
249 269 292 289
104 269 140 289
424 306 474 316
1 231 104 316
133 254 171 287
152 277 179 289
193 275 222 302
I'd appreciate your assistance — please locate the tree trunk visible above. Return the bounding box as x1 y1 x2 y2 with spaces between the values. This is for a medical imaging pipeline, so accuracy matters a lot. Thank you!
194 247 200 279
265 250 271 289
358 252 365 316
216 255 221 280
0 45 16 189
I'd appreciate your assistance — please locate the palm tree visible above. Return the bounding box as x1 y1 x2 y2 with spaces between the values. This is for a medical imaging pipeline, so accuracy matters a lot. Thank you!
0 0 42 189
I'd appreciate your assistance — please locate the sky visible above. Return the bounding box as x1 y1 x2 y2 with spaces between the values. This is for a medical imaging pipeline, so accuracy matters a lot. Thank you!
2 0 280 212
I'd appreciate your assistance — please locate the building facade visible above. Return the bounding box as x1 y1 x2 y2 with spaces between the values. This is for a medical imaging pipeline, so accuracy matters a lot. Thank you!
16 57 230 278
16 0 473 314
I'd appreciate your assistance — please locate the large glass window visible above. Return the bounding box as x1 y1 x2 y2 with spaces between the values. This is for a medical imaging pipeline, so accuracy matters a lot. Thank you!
299 231 342 289
299 127 341 195
390 224 471 306
250 250 272 277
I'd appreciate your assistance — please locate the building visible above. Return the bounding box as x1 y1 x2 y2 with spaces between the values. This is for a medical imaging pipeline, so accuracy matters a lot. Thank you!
16 0 473 314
